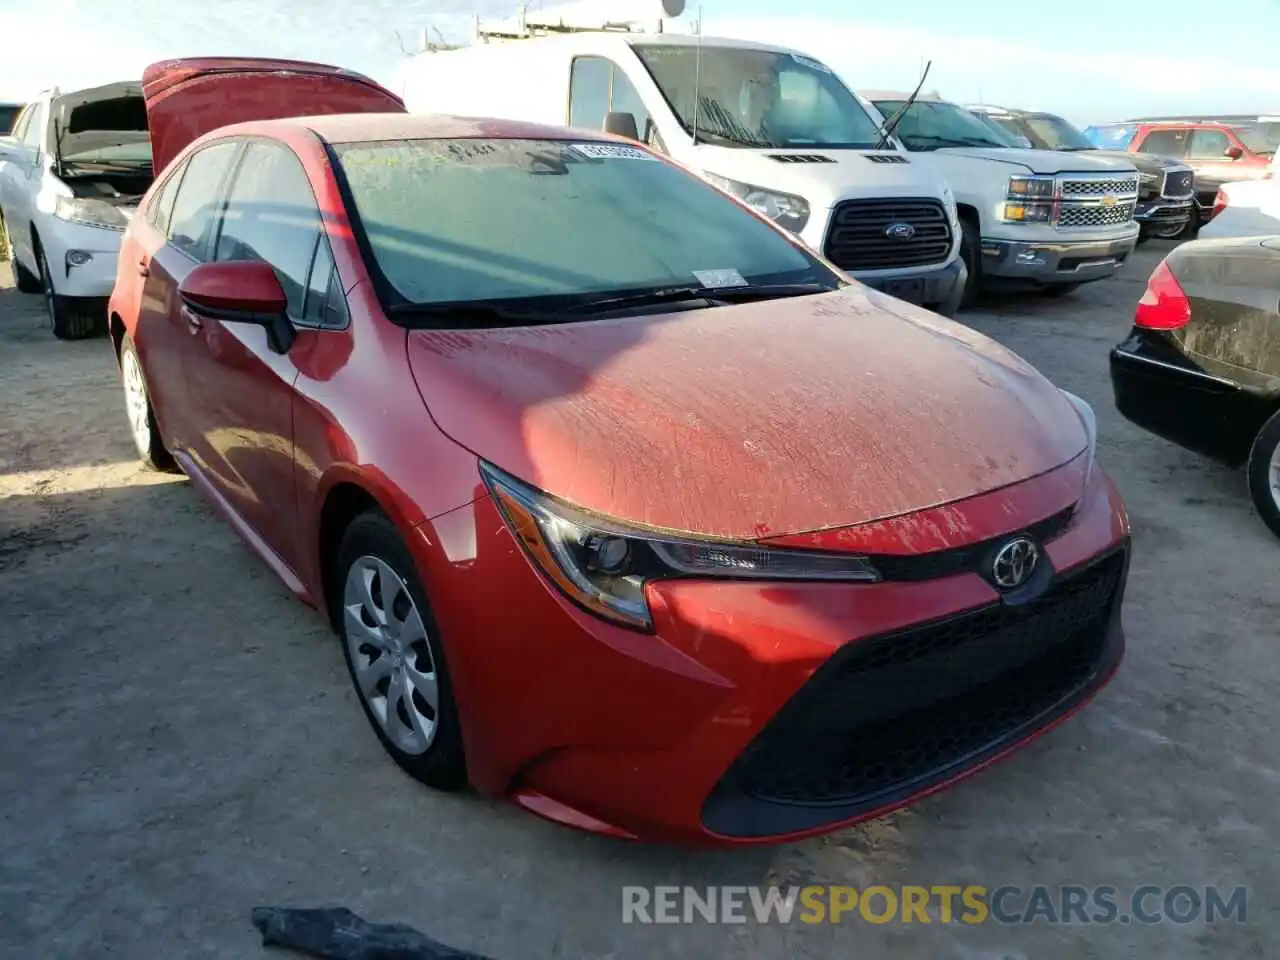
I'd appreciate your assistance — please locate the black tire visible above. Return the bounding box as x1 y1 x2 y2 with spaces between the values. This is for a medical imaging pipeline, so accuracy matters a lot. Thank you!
36 240 105 340
1 219 40 292
1041 283 1082 298
958 218 982 308
335 510 467 790
1135 228 1150 247
1246 409 1280 542
118 334 176 472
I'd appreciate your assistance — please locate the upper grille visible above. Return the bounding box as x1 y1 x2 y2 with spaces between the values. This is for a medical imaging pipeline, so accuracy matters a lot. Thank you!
1058 202 1137 227
823 198 953 271
705 549 1127 821
1162 169 1195 199
1060 175 1140 197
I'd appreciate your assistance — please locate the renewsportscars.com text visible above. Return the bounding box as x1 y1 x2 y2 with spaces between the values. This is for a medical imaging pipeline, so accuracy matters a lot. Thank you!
622 884 1248 925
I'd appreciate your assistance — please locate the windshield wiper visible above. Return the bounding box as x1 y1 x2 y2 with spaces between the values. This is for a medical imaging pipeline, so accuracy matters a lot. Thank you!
558 282 836 316
906 134 1004 149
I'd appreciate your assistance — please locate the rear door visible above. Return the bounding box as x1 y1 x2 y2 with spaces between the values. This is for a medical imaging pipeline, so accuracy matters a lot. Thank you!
140 57 406 174
1 100 49 272
181 137 345 574
133 138 244 451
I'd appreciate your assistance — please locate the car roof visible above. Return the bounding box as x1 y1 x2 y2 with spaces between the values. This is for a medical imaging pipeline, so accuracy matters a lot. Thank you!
208 112 615 145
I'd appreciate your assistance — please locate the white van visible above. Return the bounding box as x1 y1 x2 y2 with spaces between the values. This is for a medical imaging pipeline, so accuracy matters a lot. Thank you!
393 2 968 315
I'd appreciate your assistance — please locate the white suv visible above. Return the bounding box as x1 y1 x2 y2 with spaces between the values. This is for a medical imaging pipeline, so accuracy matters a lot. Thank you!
0 82 152 339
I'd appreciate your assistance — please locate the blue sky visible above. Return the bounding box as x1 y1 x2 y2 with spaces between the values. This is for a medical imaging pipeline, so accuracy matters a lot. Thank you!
2 0 1278 125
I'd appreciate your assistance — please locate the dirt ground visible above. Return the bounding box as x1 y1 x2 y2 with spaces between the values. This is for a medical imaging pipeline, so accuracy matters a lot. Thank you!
1 246 1276 960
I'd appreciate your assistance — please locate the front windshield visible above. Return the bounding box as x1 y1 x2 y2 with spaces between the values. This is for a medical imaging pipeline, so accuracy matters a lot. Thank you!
1023 114 1095 151
1233 124 1276 155
632 44 885 149
872 99 1020 151
333 138 835 314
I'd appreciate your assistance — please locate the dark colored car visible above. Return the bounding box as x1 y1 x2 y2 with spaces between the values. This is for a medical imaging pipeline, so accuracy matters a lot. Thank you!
108 57 1132 847
1110 236 1280 539
0 102 22 135
1085 120 1275 225
969 106 1196 241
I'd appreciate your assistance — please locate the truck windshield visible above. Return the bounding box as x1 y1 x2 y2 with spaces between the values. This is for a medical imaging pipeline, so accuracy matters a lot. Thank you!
872 99 1019 151
1022 114 1096 151
632 44 885 149
332 138 837 320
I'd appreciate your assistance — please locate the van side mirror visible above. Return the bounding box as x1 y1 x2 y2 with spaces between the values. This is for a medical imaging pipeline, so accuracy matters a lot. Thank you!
603 111 640 142
179 259 296 354
1224 144 1244 160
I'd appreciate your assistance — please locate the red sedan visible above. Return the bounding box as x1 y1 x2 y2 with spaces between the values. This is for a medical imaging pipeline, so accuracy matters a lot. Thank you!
109 58 1131 846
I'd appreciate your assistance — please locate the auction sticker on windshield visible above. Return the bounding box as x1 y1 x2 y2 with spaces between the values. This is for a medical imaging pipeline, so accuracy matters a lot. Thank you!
570 143 659 161
693 268 748 289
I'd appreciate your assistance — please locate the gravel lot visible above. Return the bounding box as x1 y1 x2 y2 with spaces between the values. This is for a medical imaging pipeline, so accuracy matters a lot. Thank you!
1 245 1275 960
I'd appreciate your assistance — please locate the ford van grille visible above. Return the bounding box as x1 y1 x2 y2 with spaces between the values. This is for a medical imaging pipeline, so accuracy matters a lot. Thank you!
824 199 952 271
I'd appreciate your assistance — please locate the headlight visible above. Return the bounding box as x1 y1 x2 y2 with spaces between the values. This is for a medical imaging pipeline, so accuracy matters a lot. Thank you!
1138 171 1160 184
481 463 880 631
704 173 810 233
1003 175 1056 224
54 196 129 231
1060 389 1098 487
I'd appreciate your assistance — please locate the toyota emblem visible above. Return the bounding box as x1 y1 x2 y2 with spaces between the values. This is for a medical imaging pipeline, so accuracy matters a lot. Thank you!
884 222 916 240
991 537 1039 589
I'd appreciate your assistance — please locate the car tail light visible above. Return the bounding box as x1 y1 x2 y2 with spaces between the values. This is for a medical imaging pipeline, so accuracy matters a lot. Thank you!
1211 188 1229 219
1135 260 1191 330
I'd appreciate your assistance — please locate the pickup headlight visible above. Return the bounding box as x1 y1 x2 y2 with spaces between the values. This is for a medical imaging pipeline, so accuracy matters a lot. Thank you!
704 173 811 233
54 196 129 231
1003 175 1056 224
482 463 880 631
1060 389 1098 488
1138 171 1160 184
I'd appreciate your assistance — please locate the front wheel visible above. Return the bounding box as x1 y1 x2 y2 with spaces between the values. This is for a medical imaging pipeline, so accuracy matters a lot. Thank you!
958 219 982 309
2 219 41 292
37 242 103 340
336 510 467 790
1246 409 1280 541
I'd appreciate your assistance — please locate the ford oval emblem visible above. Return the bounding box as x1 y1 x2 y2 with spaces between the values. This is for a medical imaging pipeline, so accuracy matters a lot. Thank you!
885 222 916 240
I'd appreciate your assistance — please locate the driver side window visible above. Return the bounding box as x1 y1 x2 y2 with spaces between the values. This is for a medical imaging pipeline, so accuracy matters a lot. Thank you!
568 56 657 148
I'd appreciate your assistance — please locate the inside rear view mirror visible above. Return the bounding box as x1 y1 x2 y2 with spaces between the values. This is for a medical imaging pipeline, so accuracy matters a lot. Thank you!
1224 145 1245 160
178 259 296 354
603 111 640 142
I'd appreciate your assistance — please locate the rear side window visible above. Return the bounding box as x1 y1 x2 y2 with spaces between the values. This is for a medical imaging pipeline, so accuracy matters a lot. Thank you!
1137 128 1188 158
1188 129 1230 158
19 102 45 148
168 141 242 260
214 141 321 318
8 105 31 141
145 159 188 235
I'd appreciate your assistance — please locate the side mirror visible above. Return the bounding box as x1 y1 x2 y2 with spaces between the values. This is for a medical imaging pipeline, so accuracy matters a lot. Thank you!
178 260 296 354
603 111 640 142
1224 145 1245 160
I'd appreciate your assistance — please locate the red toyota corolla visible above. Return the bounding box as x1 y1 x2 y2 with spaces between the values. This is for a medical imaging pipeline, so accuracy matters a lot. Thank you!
109 58 1131 846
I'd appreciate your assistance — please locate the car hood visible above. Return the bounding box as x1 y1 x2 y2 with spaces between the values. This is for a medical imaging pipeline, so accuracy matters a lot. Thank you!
934 146 1137 174
51 81 149 162
406 287 1087 541
691 144 946 205
140 56 405 173
1087 148 1182 174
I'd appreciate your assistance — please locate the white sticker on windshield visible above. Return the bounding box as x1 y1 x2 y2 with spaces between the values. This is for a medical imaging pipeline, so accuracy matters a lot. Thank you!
569 142 659 161
790 53 831 73
693 268 748 289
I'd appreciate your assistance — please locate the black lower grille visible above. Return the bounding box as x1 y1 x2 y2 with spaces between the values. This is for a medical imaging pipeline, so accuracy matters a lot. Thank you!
824 199 953 271
703 548 1128 837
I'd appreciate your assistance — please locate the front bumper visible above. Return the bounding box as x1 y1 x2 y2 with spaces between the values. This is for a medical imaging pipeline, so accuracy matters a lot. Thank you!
36 215 124 298
1110 329 1272 466
855 256 967 317
1135 198 1194 237
981 229 1139 286
419 457 1130 846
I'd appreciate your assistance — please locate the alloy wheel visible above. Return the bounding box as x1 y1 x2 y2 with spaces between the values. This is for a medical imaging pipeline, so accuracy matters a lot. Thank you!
38 249 55 330
343 555 439 756
1270 442 1280 510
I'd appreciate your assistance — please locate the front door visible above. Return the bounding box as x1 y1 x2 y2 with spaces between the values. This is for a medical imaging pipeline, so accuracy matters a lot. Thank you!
180 139 329 576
